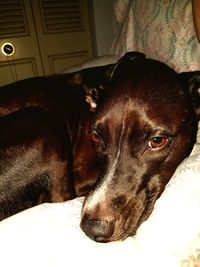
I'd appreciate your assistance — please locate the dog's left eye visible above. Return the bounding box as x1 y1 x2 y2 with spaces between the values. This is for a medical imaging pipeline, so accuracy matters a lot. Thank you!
148 136 168 150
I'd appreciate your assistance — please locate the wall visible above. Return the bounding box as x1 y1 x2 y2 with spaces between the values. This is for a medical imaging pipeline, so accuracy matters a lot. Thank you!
91 0 116 56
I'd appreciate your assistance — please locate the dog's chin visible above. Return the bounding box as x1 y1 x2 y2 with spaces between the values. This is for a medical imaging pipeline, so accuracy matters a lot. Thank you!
101 228 136 243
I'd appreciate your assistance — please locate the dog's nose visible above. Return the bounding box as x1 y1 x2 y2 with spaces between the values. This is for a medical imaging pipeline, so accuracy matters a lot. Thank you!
80 216 115 242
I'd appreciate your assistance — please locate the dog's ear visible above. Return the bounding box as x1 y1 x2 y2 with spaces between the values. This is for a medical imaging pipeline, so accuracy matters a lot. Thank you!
82 85 100 112
66 71 104 112
67 71 108 112
67 72 83 87
80 64 115 112
117 51 146 62
108 51 146 81
179 71 200 118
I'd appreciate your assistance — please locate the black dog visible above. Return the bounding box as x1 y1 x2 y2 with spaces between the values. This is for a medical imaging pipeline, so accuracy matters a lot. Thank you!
0 52 199 243
0 62 115 199
80 54 200 242
0 107 74 220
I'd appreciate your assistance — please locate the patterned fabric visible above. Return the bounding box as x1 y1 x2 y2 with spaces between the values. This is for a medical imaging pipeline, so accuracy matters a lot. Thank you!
110 0 200 72
181 243 200 267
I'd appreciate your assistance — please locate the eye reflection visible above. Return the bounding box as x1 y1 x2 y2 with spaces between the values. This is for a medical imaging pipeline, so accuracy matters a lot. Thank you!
90 133 101 145
148 136 168 149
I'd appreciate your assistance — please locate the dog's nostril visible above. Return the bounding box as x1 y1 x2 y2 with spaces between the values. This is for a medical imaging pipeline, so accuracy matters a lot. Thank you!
80 216 115 242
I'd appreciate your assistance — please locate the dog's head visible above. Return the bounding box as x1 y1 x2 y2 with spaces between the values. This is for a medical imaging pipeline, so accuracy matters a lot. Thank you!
80 55 200 242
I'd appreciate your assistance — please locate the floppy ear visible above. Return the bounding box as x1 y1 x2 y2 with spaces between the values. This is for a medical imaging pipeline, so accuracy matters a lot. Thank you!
78 64 116 112
67 70 111 112
179 71 200 119
82 85 100 112
108 51 146 81
67 72 83 86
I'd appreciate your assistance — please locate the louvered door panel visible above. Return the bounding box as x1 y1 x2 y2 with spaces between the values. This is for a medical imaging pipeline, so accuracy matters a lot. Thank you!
32 0 94 74
0 0 44 85
0 0 28 37
0 0 93 85
41 0 82 32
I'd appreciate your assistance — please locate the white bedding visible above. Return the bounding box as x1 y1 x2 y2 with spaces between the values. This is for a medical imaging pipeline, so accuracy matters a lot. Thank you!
0 144 200 267
0 1 199 265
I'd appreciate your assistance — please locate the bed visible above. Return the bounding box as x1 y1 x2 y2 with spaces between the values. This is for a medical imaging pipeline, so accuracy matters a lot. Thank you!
0 143 200 267
1 1 200 266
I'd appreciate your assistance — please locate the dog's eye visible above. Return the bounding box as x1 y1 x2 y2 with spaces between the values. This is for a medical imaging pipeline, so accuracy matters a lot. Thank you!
90 133 101 145
148 136 168 150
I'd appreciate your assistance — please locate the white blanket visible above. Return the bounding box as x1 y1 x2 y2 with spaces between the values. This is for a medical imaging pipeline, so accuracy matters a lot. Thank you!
0 144 200 267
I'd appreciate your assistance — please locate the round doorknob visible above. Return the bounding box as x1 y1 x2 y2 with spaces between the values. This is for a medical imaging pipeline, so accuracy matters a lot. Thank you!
1 42 15 56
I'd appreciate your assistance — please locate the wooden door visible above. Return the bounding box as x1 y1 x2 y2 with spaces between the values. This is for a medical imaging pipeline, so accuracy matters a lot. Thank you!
0 0 94 86
31 0 94 74
0 0 44 85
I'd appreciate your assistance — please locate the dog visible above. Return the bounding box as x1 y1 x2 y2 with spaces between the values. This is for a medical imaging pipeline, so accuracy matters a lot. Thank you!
0 107 75 220
0 62 116 199
80 54 200 242
0 52 199 242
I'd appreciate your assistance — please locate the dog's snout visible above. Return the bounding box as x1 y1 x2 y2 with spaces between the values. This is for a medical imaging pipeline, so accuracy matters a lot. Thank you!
81 215 115 242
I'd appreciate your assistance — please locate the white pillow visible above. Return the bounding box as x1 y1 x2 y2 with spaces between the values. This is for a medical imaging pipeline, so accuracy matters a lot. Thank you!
0 145 200 267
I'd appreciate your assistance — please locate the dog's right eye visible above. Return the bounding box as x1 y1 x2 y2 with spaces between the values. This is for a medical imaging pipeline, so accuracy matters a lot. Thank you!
90 133 101 145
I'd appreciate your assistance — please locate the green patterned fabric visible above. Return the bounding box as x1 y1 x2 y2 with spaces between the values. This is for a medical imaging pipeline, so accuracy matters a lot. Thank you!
111 0 200 72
